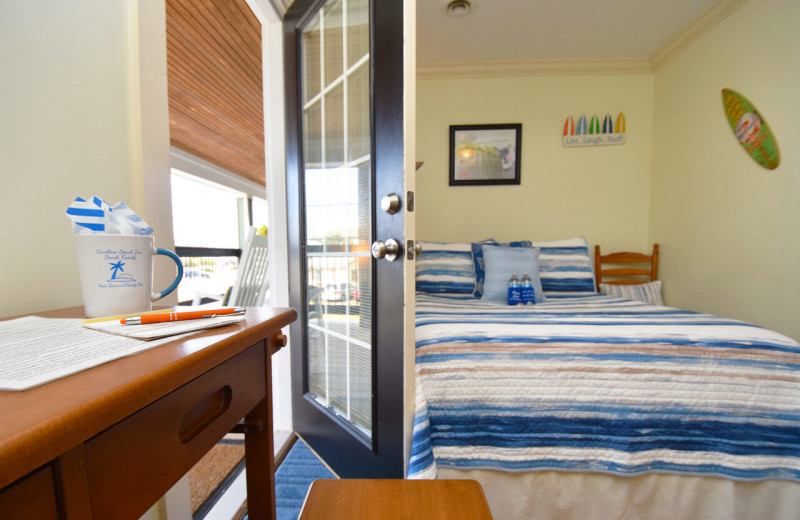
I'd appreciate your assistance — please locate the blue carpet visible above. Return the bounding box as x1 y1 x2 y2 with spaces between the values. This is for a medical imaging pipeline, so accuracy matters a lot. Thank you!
245 438 335 520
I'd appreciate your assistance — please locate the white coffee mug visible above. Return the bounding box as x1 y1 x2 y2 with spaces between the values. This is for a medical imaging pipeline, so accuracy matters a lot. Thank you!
75 234 183 318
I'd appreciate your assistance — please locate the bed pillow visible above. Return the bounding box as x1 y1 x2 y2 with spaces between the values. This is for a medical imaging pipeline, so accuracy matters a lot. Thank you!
532 237 596 293
471 239 533 298
481 245 546 304
599 281 663 305
415 241 475 294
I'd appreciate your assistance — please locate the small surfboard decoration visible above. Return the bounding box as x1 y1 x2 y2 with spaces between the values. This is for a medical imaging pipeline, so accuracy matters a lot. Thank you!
602 113 613 134
721 88 780 170
615 111 626 133
588 115 600 134
576 115 587 135
563 116 575 136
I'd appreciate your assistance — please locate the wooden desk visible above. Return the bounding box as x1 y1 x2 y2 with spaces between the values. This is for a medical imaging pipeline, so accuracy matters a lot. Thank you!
0 306 296 520
298 479 493 520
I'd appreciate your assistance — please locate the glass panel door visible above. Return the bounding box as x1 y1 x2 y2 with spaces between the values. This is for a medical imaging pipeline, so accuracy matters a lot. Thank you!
301 0 372 438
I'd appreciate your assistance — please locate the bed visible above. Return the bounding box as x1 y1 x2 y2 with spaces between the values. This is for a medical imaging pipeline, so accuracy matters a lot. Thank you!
408 238 800 519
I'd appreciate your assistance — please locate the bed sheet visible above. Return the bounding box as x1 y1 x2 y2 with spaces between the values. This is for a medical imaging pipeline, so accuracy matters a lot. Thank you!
438 467 800 520
409 292 800 484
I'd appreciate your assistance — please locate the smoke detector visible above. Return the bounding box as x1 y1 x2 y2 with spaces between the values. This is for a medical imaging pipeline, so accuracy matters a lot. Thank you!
444 0 472 17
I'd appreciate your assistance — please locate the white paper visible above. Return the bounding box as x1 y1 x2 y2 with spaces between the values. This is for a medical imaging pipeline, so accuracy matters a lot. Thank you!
0 316 183 391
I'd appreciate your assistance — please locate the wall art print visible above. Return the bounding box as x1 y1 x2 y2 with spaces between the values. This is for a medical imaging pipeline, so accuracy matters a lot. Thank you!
449 124 521 186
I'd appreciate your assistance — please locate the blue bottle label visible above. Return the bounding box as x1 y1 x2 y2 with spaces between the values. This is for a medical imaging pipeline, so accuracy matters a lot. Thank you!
521 284 535 305
508 286 522 305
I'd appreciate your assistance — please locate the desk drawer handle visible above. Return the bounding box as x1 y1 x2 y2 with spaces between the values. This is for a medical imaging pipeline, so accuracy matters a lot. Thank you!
178 385 232 444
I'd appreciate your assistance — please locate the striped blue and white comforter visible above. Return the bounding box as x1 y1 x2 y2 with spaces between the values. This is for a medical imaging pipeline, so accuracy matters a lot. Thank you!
409 292 800 482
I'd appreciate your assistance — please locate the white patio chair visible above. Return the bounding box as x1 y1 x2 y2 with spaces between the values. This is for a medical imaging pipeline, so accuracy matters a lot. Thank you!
225 228 270 307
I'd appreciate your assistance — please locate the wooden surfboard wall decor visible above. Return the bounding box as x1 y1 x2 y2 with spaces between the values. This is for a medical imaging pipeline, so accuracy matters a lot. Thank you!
721 88 780 170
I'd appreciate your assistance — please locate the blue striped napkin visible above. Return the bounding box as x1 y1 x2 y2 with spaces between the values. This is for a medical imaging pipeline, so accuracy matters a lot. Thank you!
66 196 153 235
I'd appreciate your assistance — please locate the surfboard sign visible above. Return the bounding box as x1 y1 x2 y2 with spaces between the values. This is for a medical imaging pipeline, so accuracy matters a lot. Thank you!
563 111 626 147
721 89 780 170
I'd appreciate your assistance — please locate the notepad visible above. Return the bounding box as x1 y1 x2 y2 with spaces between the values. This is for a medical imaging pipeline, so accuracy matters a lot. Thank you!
83 314 245 340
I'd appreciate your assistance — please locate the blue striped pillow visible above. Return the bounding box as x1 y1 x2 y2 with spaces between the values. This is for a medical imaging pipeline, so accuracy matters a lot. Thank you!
416 241 475 294
532 237 597 293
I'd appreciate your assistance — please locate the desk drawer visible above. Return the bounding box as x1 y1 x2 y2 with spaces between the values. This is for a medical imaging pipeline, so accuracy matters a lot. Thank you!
84 343 267 519
0 466 58 520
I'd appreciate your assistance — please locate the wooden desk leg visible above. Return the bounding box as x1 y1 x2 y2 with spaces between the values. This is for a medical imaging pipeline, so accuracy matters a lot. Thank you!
52 444 92 519
243 339 277 520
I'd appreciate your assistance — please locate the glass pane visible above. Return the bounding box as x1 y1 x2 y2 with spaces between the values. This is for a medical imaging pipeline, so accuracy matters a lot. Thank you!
251 197 268 232
323 0 343 88
350 344 371 431
325 82 345 166
304 100 322 167
301 0 372 438
348 162 370 250
347 61 369 162
346 0 369 68
350 256 371 345
176 255 238 305
328 335 348 413
171 173 241 249
302 17 321 104
308 326 327 400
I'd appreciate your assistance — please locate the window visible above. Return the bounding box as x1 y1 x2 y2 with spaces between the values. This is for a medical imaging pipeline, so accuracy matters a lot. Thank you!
172 172 242 249
170 149 268 305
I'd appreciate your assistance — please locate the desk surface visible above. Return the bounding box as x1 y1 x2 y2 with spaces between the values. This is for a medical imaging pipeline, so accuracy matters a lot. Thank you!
299 479 494 520
0 306 296 491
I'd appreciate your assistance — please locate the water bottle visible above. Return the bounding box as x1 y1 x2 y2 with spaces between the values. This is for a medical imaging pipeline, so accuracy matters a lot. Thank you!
521 272 535 305
508 273 522 306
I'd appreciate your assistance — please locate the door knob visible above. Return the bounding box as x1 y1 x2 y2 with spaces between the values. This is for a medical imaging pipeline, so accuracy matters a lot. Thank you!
371 238 401 262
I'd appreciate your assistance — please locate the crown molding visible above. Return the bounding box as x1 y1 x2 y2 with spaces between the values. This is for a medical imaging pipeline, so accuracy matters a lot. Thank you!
417 58 653 80
650 0 749 71
417 0 750 80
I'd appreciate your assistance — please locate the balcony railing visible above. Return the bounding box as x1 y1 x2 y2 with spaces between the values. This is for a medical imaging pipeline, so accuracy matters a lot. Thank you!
175 246 241 306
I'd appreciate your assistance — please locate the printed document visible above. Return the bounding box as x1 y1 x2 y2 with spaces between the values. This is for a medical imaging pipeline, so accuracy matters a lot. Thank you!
0 316 186 391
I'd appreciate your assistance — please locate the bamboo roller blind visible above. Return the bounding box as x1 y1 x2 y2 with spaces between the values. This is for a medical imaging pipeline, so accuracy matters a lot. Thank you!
166 0 265 186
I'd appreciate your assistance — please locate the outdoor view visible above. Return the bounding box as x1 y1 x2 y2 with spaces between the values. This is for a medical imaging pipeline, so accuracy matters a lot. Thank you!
171 170 268 305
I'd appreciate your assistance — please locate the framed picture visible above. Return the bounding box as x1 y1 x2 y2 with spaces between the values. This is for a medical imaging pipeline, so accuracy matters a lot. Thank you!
449 123 522 186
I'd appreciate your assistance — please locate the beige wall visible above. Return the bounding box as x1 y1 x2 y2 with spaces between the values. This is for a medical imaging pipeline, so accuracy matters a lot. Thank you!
415 74 654 253
0 0 174 318
650 0 800 341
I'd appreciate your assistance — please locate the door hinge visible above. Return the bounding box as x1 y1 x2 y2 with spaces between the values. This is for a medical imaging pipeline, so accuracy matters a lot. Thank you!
406 191 415 212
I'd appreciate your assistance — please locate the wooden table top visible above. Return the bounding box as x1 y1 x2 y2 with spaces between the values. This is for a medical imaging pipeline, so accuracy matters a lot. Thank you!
299 479 493 519
0 306 296 490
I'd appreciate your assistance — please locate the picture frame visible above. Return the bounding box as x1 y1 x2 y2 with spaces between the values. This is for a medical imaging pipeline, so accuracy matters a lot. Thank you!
449 123 522 186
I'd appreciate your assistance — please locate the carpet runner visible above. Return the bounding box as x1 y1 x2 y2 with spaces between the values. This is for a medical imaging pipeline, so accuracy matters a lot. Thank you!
244 438 335 520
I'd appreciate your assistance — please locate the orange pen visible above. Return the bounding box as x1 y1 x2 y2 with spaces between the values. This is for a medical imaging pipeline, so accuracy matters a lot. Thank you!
120 307 246 325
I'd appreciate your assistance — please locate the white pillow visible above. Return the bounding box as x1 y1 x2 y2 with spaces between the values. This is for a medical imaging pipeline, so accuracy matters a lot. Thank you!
599 281 663 305
481 245 546 304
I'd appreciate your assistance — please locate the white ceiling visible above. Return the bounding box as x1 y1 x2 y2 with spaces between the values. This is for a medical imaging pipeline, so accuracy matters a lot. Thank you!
417 0 721 66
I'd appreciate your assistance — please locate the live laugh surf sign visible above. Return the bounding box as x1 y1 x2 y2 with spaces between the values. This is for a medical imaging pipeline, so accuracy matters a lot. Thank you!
721 88 780 170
